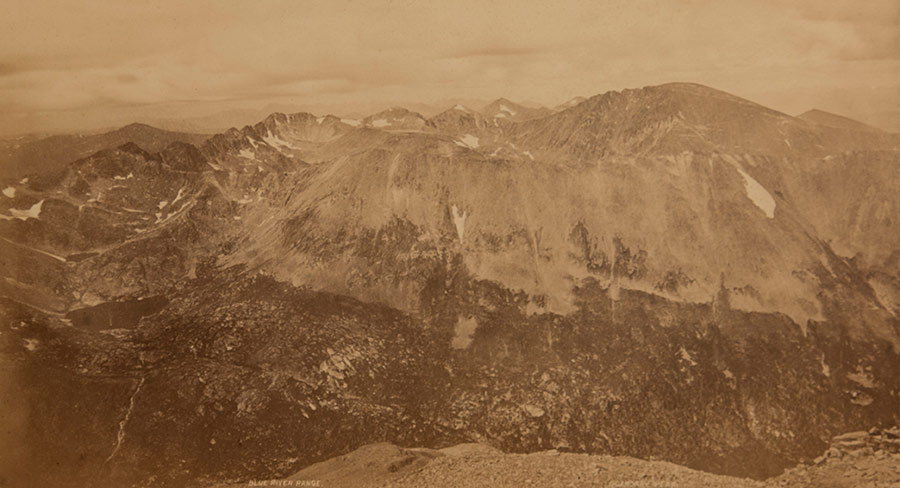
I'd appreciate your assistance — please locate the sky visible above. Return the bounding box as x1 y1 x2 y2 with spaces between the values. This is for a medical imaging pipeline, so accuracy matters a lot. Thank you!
1 0 898 135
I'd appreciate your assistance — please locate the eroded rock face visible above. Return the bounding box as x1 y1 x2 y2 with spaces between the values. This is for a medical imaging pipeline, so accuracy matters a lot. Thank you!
818 427 900 461
4 269 899 486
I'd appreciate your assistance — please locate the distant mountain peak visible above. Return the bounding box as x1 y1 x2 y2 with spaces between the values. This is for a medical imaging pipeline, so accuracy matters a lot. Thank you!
119 122 156 130
513 81 898 159
362 107 429 131
114 122 177 136
480 98 551 122
117 141 147 152
555 96 586 111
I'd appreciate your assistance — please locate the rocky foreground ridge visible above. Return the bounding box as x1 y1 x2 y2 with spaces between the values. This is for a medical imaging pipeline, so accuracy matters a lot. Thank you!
229 426 900 488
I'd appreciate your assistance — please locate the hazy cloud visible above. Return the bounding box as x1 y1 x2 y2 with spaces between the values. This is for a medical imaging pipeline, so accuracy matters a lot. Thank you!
445 45 549 59
1 0 898 134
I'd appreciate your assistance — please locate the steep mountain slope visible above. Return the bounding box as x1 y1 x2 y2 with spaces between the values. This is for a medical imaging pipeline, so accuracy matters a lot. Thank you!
0 123 210 180
429 105 501 134
0 142 223 311
777 149 900 317
797 109 883 133
1 82 899 487
222 86 897 341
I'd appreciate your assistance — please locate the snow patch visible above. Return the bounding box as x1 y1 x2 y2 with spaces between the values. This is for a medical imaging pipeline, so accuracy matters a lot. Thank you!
316 116 325 124
499 103 516 116
341 118 361 127
171 188 186 205
452 104 469 111
523 151 534 160
784 138 792 148
458 134 479 149
371 119 390 128
494 112 508 119
23 338 39 351
263 130 297 150
2 187 14 198
736 167 776 218
113 172 134 180
2 200 44 221
157 200 168 210
19 177 28 184
451 204 468 241
847 365 875 388
820 355 830 377
523 405 545 417
246 136 259 148
239 148 255 160
679 347 697 366
451 316 478 349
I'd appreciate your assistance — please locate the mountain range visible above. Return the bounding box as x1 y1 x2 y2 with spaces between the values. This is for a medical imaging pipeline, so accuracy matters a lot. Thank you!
1 82 898 487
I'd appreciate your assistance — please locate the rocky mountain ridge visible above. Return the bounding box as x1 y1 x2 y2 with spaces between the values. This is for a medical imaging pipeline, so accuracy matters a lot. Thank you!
0 123 210 180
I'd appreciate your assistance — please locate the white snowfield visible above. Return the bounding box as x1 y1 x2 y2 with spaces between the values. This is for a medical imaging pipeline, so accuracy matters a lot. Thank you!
263 130 298 150
171 188 186 205
451 204 468 241
456 134 480 149
679 346 697 366
341 118 361 127
2 187 15 198
239 149 256 160
736 167 776 218
371 119 390 128
1 199 44 221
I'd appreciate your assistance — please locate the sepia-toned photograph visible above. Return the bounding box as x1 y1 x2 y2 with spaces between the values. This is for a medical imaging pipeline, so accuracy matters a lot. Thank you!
1 1 899 486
